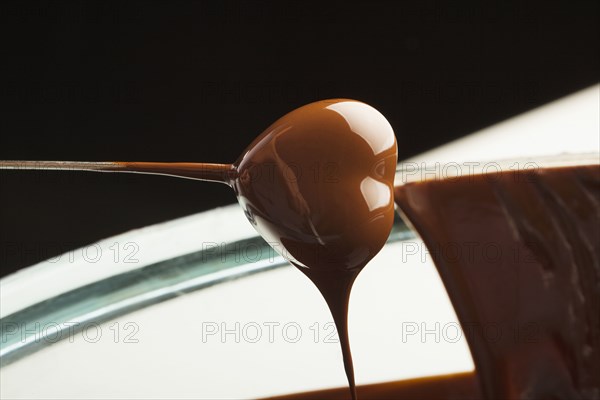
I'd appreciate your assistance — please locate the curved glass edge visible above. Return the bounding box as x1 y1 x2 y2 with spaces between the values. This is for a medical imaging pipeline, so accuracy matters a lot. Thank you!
395 152 600 185
0 215 413 368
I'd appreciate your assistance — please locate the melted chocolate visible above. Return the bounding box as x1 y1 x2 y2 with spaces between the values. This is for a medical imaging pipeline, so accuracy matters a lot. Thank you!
394 164 600 399
232 100 398 399
265 372 480 400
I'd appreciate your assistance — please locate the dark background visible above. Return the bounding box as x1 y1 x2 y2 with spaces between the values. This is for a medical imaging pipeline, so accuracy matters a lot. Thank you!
1 0 598 276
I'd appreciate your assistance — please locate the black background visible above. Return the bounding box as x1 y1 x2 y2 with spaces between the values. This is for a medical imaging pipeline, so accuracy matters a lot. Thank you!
1 0 599 276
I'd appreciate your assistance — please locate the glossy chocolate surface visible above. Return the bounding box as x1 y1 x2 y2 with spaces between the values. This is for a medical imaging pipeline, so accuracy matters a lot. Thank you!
232 99 398 398
395 164 600 399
